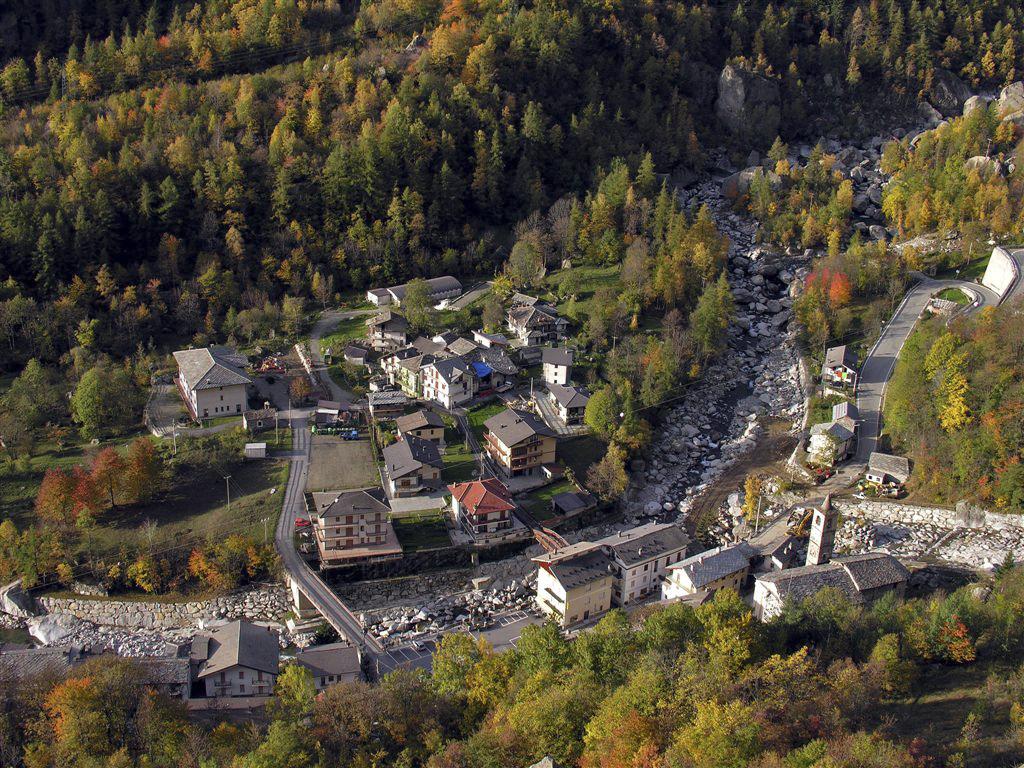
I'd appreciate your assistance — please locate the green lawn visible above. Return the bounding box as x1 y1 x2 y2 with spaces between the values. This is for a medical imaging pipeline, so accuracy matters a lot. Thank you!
318 316 367 357
467 402 507 443
937 287 972 305
935 251 992 282
392 512 451 551
201 415 242 428
79 458 290 560
442 443 476 483
520 478 577 522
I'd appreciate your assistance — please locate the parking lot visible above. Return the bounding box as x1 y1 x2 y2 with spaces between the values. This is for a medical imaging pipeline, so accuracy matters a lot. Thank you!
377 640 437 675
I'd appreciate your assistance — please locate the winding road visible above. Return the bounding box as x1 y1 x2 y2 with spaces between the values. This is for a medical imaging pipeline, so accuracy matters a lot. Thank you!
853 248 1024 466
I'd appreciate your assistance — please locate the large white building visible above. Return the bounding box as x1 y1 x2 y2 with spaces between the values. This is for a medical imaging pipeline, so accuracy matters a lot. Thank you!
367 276 463 307
173 346 251 421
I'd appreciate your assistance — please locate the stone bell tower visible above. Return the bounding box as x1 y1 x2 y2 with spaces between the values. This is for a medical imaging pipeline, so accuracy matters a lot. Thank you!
806 493 838 566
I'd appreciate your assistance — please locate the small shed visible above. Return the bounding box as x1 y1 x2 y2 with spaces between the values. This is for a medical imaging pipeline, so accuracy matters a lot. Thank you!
244 442 267 460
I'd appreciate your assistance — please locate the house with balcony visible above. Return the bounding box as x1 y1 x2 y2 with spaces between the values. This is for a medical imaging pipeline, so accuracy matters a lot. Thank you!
483 408 557 484
661 542 759 602
595 523 690 606
365 310 409 351
293 643 362 689
821 345 858 390
382 435 443 497
533 542 615 628
191 620 279 698
506 303 568 345
448 478 517 542
312 488 403 566
546 384 590 425
422 357 477 409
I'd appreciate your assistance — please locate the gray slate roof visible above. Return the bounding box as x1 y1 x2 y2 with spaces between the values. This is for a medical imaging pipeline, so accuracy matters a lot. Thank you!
366 310 409 330
810 421 855 442
548 383 590 409
173 346 251 392
595 522 690 567
485 408 556 446
195 620 280 679
508 303 562 328
383 434 443 478
671 542 758 589
388 275 462 301
0 646 86 680
547 549 614 590
756 552 909 605
868 452 911 482
541 347 574 366
823 345 857 371
832 401 858 421
551 491 596 514
430 357 473 384
314 488 390 518
446 337 479 357
395 410 445 432
469 347 518 376
294 642 361 678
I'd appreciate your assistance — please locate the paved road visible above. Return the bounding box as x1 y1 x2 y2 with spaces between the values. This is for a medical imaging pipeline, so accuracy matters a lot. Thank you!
308 309 377 401
274 411 387 659
853 267 1014 466
446 281 492 310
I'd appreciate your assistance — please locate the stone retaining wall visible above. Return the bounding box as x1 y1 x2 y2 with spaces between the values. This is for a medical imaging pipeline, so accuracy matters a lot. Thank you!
837 499 1024 531
34 584 290 630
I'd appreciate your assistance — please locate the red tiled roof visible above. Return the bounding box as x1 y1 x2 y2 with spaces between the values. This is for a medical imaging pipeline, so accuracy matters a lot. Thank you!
448 478 515 518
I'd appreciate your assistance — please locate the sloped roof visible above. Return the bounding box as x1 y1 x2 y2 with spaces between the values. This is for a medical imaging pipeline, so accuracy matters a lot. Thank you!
595 522 689 567
551 491 596 514
548 383 590 409
670 542 758 589
810 421 855 442
196 620 280 678
366 310 408 329
507 303 562 328
395 410 445 432
446 337 479 357
388 276 462 301
314 488 391 518
756 553 909 605
541 347 574 366
832 401 858 421
469 347 518 376
823 345 857 370
173 346 251 392
430 357 473 384
383 434 443 478
547 549 614 590
485 407 555 446
294 643 361 678
868 452 911 482
448 478 515 518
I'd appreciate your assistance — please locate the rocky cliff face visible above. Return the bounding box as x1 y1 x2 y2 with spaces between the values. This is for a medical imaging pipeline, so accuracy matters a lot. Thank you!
927 68 972 116
715 64 780 147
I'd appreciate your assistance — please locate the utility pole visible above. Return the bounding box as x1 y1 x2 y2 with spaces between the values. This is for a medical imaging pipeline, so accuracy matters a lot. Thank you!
171 425 177 456
225 475 232 512
262 516 270 543
753 494 763 537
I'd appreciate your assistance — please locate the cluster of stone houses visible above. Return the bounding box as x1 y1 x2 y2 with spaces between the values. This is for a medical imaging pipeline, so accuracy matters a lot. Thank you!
534 496 910 628
0 620 361 702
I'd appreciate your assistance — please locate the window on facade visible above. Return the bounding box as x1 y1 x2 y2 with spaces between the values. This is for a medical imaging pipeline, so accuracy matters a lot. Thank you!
239 670 244 679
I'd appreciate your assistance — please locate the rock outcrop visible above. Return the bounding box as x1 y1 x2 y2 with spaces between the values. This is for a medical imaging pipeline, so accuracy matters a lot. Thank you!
721 167 782 200
715 64 780 146
963 95 992 116
927 68 972 116
964 155 1003 178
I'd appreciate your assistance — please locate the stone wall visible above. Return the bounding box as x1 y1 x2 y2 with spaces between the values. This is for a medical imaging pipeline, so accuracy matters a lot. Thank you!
837 499 1024 532
34 584 290 630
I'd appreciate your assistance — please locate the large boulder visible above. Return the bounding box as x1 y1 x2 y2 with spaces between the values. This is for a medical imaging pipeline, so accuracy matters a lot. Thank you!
963 95 993 116
964 155 1003 178
927 69 972 116
999 82 1024 116
715 64 780 146
721 166 782 199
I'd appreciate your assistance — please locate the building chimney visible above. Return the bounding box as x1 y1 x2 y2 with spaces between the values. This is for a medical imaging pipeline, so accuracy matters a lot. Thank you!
806 493 838 567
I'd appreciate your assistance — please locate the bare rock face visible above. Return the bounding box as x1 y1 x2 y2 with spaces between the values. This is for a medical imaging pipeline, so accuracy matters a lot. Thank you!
964 155 1003 178
999 81 1024 116
720 167 782 200
927 68 972 116
715 64 780 147
963 95 993 116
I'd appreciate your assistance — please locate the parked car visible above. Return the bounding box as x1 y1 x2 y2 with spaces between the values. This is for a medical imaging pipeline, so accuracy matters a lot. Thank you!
294 518 312 529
